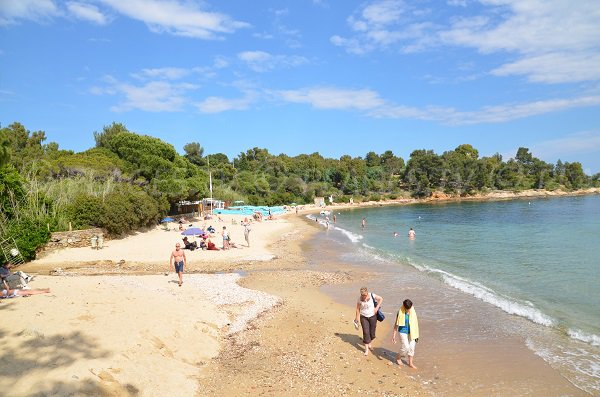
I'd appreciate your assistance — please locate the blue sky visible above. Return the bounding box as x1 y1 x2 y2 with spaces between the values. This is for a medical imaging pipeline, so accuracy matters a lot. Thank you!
1 0 599 173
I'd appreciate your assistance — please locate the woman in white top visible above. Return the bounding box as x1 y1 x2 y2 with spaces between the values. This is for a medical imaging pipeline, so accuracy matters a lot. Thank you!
354 287 383 356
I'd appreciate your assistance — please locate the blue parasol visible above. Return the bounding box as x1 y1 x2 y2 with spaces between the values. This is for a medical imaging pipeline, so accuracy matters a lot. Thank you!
181 228 204 236
161 217 175 223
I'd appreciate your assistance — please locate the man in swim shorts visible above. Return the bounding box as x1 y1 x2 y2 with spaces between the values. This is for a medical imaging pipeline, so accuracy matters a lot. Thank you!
170 243 187 287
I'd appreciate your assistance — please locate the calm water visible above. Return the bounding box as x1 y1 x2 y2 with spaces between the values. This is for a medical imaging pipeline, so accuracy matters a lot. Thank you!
310 195 600 394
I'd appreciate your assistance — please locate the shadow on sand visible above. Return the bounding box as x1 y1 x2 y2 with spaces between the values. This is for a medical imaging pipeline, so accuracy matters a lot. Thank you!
334 332 398 364
0 329 139 396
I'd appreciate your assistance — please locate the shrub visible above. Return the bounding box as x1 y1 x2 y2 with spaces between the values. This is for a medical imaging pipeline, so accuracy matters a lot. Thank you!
3 218 51 261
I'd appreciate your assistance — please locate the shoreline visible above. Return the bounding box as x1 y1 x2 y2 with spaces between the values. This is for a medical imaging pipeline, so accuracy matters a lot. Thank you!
4 198 595 395
299 206 594 395
296 187 600 216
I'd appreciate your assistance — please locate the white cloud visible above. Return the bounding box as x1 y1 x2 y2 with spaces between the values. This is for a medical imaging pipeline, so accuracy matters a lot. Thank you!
439 0 600 84
91 76 198 112
331 0 435 54
332 1 600 83
66 2 107 25
531 131 600 160
0 0 59 25
491 52 600 84
99 0 249 39
238 51 308 72
371 95 600 125
131 67 190 80
360 0 404 26
195 92 256 113
278 87 384 110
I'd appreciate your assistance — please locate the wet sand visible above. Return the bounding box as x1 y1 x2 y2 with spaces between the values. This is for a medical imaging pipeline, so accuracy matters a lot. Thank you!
307 220 587 396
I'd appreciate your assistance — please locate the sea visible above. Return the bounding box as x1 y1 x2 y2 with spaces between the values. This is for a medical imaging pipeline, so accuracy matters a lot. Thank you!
306 195 599 396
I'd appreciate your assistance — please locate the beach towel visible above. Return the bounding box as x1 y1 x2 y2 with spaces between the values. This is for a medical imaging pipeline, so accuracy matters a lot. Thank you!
395 307 419 340
5 271 31 289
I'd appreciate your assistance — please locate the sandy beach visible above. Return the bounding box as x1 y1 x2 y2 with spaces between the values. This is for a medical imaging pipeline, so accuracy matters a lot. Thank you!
1 210 425 396
3 195 595 396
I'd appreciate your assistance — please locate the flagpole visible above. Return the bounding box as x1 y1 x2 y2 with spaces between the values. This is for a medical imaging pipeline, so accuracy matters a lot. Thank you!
208 155 213 216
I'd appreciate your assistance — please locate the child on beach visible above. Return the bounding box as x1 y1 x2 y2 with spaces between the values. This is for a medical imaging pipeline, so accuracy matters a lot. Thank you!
391 299 420 368
355 287 383 356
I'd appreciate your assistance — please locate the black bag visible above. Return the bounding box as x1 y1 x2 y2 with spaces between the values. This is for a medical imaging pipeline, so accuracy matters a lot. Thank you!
372 293 385 322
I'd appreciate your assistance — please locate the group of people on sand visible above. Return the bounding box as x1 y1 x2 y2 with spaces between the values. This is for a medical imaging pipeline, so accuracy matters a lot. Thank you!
169 218 253 286
354 287 420 369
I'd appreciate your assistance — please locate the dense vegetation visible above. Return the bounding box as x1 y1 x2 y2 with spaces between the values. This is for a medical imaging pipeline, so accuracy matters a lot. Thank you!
1 121 598 261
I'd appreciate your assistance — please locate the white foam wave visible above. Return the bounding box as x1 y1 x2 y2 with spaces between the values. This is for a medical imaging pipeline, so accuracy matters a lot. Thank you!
334 226 363 243
568 328 600 346
403 259 555 327
442 273 554 326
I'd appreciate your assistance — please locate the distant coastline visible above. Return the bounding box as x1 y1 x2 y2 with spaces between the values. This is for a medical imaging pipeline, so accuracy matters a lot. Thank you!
306 187 600 213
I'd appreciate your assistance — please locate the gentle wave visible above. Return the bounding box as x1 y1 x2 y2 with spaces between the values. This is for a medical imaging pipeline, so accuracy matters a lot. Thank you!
404 259 555 327
332 225 363 243
525 338 600 394
568 328 600 347
306 215 364 243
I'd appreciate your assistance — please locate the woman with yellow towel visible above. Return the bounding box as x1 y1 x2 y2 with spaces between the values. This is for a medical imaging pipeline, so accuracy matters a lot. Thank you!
391 299 420 368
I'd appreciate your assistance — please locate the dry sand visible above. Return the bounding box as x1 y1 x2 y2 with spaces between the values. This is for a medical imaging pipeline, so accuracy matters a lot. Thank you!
2 212 427 396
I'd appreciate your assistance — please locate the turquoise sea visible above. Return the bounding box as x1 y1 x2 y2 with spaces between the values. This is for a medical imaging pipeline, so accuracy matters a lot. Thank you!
308 195 599 395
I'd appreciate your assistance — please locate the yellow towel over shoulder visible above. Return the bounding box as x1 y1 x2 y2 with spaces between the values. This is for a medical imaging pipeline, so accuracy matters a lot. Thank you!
395 307 419 340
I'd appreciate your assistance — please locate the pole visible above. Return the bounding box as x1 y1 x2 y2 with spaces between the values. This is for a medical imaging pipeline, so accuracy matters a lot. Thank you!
208 156 213 216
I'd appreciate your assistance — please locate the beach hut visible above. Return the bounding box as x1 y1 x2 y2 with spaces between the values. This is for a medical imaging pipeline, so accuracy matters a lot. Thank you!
314 197 325 207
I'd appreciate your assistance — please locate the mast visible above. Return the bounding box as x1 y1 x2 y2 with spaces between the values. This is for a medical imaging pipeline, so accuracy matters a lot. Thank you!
208 155 213 215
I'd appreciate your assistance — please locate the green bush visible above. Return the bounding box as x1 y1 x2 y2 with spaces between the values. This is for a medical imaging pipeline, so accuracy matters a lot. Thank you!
3 218 51 261
66 194 105 230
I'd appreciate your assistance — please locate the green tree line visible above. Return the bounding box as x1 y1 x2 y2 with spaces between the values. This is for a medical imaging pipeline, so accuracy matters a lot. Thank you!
1 121 598 261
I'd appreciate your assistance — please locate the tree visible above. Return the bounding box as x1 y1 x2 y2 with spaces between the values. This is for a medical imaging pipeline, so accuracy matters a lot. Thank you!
515 147 534 166
365 151 380 167
183 142 205 166
94 122 129 148
565 162 586 189
403 150 443 196
0 137 10 167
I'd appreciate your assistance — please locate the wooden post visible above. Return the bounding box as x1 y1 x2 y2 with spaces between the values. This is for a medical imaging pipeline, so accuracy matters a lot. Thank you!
47 223 50 231
69 222 72 231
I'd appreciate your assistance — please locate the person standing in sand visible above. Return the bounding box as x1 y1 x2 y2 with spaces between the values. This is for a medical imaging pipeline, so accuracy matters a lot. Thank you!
170 243 186 286
242 219 251 247
222 226 230 250
392 299 420 369
354 287 383 356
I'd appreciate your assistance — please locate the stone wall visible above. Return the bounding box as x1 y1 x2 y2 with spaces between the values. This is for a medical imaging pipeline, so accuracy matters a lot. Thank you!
37 228 109 257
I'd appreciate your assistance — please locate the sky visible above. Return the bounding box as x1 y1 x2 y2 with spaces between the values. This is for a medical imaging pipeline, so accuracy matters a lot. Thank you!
1 0 599 174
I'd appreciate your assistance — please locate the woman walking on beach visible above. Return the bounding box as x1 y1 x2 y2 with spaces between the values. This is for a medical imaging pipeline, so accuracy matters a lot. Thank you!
354 287 383 356
391 299 420 368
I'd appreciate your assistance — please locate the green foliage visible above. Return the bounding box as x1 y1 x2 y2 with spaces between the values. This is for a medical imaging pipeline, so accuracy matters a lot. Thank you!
104 132 177 179
94 122 129 148
3 218 51 261
66 194 104 230
0 166 25 219
183 142 205 166
2 121 598 253
66 185 162 235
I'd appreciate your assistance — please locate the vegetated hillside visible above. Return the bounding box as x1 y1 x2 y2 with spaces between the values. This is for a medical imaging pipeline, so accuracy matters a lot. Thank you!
1 121 598 261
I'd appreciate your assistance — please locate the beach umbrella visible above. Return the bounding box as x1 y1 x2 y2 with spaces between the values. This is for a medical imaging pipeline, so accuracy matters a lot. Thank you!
161 217 175 223
181 228 204 236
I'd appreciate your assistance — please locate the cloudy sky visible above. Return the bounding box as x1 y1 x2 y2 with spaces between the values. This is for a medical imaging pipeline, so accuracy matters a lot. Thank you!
1 0 599 173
